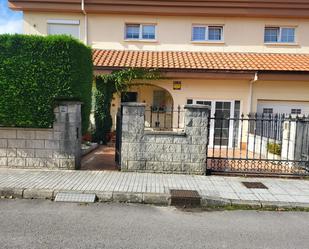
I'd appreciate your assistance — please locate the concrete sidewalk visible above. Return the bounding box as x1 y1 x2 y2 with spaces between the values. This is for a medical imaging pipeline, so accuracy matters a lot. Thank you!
0 168 309 208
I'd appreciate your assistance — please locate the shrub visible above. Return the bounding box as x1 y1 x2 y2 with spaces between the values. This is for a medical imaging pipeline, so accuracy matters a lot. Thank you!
0 34 93 134
267 142 281 156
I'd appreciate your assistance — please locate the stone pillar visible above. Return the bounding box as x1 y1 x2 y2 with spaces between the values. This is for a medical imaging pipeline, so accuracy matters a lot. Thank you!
183 104 210 173
120 102 146 170
53 101 82 169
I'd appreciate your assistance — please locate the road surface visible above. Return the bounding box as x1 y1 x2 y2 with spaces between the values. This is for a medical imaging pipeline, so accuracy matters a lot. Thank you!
0 199 308 249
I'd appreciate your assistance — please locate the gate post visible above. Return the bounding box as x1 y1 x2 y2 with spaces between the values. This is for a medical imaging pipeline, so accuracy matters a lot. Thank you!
120 102 146 169
184 104 211 175
53 100 82 169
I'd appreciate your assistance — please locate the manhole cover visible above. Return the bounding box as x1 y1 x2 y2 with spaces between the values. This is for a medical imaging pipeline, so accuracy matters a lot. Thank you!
54 192 96 203
169 189 201 207
242 182 268 189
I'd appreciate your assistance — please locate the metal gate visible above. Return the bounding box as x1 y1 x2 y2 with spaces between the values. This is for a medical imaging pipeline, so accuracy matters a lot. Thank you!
115 107 122 166
206 113 309 176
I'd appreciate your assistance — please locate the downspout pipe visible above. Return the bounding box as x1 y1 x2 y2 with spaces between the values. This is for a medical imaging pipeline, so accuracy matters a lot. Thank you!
81 0 88 45
248 72 258 114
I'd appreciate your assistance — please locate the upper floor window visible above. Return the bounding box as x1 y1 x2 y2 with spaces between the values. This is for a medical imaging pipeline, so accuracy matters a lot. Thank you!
125 24 156 40
192 25 223 42
264 27 295 43
47 19 80 39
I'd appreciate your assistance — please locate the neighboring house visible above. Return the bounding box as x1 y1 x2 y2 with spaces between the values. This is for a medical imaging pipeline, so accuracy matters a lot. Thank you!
8 0 309 129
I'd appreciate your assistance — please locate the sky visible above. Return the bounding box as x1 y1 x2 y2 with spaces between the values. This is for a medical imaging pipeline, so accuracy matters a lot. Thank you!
0 0 23 34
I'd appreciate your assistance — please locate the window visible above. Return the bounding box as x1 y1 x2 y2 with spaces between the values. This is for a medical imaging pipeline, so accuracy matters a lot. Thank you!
192 25 223 41
186 99 193 105
196 101 212 106
263 108 274 114
47 20 80 39
153 90 166 111
291 109 302 115
264 27 295 43
125 24 156 40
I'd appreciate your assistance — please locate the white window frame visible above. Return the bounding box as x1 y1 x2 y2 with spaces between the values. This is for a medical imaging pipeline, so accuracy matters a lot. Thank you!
191 25 224 42
47 19 80 39
124 23 157 41
264 26 296 44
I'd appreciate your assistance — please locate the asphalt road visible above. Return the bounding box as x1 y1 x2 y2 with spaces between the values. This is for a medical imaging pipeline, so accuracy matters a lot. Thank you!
0 199 309 249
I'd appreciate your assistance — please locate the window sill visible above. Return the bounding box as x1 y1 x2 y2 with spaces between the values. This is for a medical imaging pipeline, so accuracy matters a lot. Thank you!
191 41 225 45
264 42 299 47
124 39 158 43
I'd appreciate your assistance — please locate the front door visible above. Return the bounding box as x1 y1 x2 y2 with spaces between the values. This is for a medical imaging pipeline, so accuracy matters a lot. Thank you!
194 100 239 148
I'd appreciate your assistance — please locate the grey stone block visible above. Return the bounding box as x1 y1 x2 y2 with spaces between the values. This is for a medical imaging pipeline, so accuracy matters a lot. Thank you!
260 201 295 209
17 149 35 158
25 158 45 168
0 139 8 148
96 191 113 202
17 130 36 139
36 131 53 140
45 158 60 169
155 135 173 144
146 161 164 171
173 136 190 144
143 193 169 205
0 187 24 198
112 192 143 203
127 160 146 170
59 159 75 169
26 140 44 149
23 188 54 199
0 149 6 157
7 148 17 157
35 149 53 158
0 129 16 139
163 144 181 153
201 196 232 207
45 140 60 150
230 199 262 208
53 131 64 140
0 157 8 166
7 157 25 167
8 139 26 148
164 162 182 172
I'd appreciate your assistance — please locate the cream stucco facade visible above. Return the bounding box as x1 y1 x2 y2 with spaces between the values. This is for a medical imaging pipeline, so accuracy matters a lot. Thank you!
22 11 309 132
108 79 309 130
23 12 309 54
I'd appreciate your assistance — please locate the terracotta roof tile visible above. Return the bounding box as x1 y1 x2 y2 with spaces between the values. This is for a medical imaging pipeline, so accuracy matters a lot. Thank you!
93 49 309 72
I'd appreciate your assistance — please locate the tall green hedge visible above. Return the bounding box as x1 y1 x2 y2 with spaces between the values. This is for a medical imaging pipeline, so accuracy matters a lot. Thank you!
0 34 93 134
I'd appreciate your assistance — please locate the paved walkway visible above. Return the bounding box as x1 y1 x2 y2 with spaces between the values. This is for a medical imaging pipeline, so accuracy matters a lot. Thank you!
0 168 309 207
81 146 117 171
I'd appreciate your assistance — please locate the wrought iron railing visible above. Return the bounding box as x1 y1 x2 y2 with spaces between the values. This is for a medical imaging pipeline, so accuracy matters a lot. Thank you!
207 113 309 175
144 105 185 130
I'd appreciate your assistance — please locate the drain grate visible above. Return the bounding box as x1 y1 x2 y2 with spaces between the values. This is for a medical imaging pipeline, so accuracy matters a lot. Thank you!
54 192 96 203
169 189 201 207
242 182 268 189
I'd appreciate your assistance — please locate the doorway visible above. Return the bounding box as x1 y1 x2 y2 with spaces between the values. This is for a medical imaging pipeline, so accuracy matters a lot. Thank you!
194 100 240 148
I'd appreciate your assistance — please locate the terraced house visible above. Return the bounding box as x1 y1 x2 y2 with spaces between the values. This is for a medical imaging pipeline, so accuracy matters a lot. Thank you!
8 0 309 175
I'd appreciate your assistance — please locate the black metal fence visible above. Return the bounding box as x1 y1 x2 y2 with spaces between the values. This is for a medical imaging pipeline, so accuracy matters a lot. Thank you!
115 108 122 167
207 113 309 176
144 105 185 130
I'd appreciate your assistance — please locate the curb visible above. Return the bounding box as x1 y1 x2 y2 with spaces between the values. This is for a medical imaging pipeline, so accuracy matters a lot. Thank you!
1 187 309 209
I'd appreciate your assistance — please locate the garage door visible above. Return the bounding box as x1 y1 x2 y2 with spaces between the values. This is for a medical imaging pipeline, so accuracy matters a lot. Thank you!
257 100 309 115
